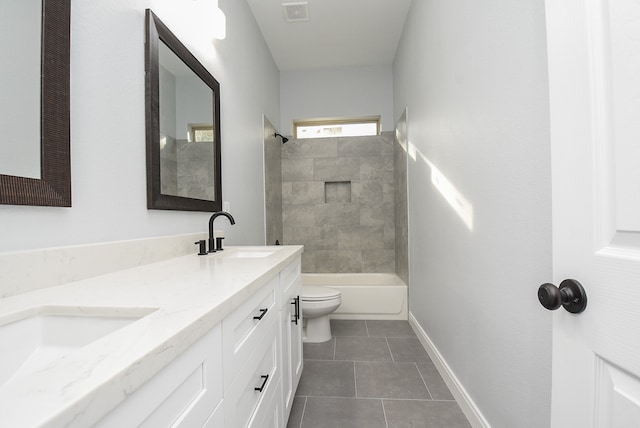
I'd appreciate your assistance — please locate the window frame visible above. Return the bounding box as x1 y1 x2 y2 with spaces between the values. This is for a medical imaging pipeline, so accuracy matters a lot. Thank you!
292 116 380 139
188 124 215 143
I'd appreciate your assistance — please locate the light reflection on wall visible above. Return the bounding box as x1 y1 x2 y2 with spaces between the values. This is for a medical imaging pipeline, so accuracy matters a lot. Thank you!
407 142 474 231
151 0 226 43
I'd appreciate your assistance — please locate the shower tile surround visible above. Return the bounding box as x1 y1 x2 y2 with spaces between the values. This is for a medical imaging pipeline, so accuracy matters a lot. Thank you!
394 111 410 285
160 136 216 201
282 133 396 273
263 116 284 245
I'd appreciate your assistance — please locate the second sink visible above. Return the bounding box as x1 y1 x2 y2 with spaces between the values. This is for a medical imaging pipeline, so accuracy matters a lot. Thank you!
0 306 156 387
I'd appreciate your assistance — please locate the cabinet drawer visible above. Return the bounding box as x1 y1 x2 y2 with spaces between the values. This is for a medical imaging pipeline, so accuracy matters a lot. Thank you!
96 324 223 428
225 318 280 428
223 276 277 388
280 257 301 305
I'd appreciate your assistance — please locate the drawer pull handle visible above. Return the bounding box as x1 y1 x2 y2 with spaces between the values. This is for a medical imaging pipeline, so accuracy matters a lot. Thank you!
255 374 269 392
253 308 268 320
291 296 300 324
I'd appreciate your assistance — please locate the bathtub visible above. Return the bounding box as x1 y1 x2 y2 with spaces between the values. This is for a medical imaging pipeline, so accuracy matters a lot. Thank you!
301 273 408 320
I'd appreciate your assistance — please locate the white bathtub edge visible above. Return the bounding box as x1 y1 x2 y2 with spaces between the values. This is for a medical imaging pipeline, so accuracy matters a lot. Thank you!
302 273 408 321
302 273 405 287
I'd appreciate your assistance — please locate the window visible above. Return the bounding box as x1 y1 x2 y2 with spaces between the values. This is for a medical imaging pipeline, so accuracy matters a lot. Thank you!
293 116 380 139
188 124 214 143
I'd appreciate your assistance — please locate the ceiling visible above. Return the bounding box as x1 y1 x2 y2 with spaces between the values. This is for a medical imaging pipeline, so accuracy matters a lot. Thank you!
246 0 412 71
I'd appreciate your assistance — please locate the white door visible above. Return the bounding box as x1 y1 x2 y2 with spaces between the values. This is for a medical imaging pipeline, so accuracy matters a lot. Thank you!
545 0 640 426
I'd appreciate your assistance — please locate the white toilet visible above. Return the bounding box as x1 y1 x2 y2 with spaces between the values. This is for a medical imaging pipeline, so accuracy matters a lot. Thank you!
300 285 342 343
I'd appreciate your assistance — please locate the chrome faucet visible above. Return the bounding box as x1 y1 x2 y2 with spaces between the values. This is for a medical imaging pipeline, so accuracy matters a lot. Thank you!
208 211 235 252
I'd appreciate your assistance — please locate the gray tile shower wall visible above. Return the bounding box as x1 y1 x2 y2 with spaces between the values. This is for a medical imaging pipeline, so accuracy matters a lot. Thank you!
159 136 216 201
176 140 215 200
394 111 410 285
263 116 284 245
281 133 396 273
160 135 178 195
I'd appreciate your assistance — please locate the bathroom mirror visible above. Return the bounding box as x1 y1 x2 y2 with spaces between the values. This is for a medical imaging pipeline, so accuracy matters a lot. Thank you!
145 9 222 211
0 0 71 206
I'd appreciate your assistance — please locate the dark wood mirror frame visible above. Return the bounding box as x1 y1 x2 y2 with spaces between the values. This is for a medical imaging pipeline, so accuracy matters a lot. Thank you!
0 0 71 207
145 9 222 212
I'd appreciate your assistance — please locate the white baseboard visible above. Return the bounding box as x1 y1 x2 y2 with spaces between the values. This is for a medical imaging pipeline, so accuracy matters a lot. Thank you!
409 312 491 428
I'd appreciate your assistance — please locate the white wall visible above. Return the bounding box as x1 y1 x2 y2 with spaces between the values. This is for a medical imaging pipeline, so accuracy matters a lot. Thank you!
0 0 279 252
394 0 552 426
280 64 394 134
175 75 213 140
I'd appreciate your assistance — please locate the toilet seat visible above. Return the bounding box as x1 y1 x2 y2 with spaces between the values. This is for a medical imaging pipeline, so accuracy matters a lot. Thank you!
301 285 341 301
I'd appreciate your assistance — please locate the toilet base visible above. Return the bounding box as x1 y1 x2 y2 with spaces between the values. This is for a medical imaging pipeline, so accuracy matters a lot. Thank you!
303 315 332 343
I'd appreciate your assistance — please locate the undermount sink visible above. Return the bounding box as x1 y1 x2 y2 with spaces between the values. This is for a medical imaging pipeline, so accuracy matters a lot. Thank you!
225 249 275 259
0 306 156 387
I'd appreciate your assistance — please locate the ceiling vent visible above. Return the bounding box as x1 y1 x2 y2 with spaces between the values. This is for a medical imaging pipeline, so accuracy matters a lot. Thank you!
282 2 309 22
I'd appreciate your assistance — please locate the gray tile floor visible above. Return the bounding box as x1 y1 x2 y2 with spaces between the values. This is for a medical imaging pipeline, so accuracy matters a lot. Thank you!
287 320 472 428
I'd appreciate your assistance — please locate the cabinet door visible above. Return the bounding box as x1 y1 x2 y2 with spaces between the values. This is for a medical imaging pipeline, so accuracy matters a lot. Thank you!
290 292 303 389
95 324 223 428
281 297 293 417
281 284 303 421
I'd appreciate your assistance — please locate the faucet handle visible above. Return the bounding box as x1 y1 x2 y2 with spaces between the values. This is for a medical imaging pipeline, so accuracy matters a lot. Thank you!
194 240 207 256
215 236 225 251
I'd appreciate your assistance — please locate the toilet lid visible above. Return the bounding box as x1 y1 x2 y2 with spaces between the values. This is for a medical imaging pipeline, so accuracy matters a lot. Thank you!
301 285 341 301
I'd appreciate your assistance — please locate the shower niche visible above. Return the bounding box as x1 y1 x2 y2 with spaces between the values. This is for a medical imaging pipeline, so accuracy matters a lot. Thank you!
324 181 351 203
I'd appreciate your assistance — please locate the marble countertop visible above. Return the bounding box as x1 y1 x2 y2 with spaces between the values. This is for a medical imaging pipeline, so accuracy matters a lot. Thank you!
0 245 303 428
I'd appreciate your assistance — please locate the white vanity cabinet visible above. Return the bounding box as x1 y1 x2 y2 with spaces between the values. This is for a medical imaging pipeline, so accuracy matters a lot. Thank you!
96 324 224 427
253 382 284 428
93 253 303 428
224 256 302 428
223 275 280 427
279 258 303 421
222 275 278 390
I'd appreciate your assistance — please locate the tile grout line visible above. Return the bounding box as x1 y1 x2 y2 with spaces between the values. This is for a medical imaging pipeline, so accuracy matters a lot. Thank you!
415 361 434 400
385 337 395 363
353 361 358 398
381 398 390 428
299 394 454 402
299 394 387 400
333 337 337 360
378 397 458 402
310 359 417 364
298 396 307 428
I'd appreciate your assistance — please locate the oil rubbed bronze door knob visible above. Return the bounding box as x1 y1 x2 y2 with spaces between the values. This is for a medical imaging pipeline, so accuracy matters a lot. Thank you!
538 279 587 314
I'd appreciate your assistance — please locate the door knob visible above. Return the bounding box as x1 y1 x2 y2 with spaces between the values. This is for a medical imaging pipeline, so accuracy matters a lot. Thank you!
538 279 587 314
